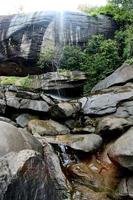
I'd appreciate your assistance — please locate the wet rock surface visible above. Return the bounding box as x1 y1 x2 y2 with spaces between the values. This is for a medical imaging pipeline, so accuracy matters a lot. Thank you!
16 113 39 127
0 12 116 75
51 102 81 118
117 176 133 199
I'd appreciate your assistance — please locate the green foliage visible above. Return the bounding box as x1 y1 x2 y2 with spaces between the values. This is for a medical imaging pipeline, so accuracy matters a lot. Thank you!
37 0 133 93
59 46 86 71
0 76 32 88
80 0 133 23
125 58 133 65
77 0 133 92
38 49 55 68
59 35 121 92
123 26 133 59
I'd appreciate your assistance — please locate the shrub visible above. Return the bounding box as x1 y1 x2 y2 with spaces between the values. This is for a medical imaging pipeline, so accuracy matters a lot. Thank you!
59 35 121 92
38 49 55 69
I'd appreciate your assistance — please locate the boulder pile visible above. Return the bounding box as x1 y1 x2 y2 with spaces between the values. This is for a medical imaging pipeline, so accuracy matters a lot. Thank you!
0 64 132 199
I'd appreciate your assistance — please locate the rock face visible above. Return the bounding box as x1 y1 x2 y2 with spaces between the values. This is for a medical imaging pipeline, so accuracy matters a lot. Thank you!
0 71 86 103
108 127 133 170
96 116 132 138
80 64 133 118
0 11 116 75
80 83 133 116
5 90 50 112
51 102 81 118
0 121 70 200
92 64 133 92
0 148 70 200
117 177 133 199
0 121 43 157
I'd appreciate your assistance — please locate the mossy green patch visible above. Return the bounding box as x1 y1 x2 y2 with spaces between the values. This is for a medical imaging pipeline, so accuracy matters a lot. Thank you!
0 76 32 88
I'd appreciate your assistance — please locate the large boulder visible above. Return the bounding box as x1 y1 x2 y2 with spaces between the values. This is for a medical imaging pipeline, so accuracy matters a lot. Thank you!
0 12 116 75
51 102 81 118
92 64 133 92
0 71 87 99
80 84 133 116
28 119 70 136
42 134 102 152
108 127 133 170
96 116 132 138
0 121 43 157
0 148 70 200
5 91 50 112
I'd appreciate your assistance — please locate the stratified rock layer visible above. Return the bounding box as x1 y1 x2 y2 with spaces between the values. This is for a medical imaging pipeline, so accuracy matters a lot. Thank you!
92 63 133 92
0 11 116 75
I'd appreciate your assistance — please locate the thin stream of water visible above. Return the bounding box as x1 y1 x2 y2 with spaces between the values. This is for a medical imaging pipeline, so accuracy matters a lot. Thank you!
53 11 65 100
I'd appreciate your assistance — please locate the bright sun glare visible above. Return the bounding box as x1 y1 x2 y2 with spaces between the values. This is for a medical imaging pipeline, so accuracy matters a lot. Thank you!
0 0 107 15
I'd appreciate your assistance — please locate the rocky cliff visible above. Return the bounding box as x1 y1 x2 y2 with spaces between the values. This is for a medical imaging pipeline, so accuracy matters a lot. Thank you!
0 11 117 75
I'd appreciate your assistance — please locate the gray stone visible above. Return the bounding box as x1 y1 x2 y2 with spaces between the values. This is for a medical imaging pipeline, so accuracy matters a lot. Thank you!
80 85 133 116
51 102 81 118
41 93 55 105
0 99 6 114
0 121 43 157
0 149 70 200
72 127 95 134
28 119 70 136
65 119 80 129
117 177 133 199
5 91 50 112
108 127 133 170
0 117 17 126
42 134 102 152
115 100 133 118
16 113 39 127
117 178 128 198
96 116 132 137
0 89 6 114
43 142 71 197
92 64 133 92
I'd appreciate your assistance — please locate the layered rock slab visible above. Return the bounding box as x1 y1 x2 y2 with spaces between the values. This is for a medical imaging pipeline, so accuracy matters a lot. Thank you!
80 84 133 116
92 64 133 92
40 134 102 152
